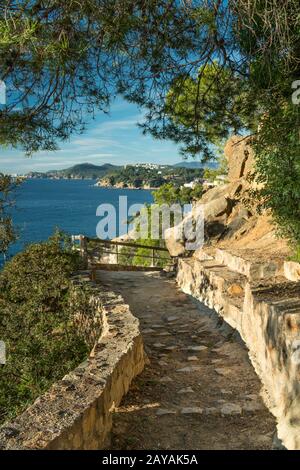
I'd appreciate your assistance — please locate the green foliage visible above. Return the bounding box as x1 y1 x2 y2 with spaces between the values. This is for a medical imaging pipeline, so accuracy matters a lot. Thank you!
203 154 228 182
118 204 171 268
0 1 215 154
124 1 300 250
1 232 78 303
100 165 203 189
119 182 202 267
203 168 218 182
153 183 203 206
1 0 300 251
290 245 300 264
165 62 252 157
250 103 300 246
0 174 21 255
0 232 89 424
0 1 121 152
133 238 171 268
119 237 171 269
235 0 300 250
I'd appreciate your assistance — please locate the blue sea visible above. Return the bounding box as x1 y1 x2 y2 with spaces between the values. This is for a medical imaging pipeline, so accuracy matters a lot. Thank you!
6 179 154 261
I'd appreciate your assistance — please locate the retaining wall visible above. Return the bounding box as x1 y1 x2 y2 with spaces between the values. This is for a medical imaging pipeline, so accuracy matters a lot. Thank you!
177 258 300 450
0 274 145 449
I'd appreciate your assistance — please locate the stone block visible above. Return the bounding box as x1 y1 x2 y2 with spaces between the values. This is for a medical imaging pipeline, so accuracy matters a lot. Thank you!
284 261 300 282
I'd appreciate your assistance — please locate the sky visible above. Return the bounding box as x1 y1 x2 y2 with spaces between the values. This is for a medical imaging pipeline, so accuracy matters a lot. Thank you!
0 98 186 175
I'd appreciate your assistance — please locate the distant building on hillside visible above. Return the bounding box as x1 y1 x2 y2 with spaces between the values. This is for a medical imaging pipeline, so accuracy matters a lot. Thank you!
125 163 167 170
182 178 202 189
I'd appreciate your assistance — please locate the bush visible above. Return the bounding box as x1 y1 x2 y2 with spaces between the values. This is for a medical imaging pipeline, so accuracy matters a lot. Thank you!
119 237 172 268
251 104 300 252
0 233 90 424
153 182 203 206
290 245 300 263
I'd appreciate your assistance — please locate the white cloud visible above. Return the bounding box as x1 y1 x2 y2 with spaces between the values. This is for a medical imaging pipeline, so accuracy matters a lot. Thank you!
92 116 140 135
72 138 117 147
0 99 182 173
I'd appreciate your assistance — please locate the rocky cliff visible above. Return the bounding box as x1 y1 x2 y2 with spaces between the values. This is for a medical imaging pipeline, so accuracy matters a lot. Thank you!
166 135 289 261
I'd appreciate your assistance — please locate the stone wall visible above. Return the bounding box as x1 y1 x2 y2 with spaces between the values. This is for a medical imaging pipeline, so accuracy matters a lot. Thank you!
177 257 300 450
0 273 145 449
243 283 300 450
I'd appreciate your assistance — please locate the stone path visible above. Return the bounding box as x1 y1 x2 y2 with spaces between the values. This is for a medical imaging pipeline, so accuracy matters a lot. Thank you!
96 270 276 450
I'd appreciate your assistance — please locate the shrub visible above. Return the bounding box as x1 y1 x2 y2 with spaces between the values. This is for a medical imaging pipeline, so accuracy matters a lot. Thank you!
250 104 300 251
0 232 90 424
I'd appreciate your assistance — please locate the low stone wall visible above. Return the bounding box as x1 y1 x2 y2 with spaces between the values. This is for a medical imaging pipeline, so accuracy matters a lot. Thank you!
177 258 300 450
0 274 145 450
243 283 300 450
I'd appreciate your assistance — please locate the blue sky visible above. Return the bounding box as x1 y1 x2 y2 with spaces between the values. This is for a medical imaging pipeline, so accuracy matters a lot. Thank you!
0 98 186 174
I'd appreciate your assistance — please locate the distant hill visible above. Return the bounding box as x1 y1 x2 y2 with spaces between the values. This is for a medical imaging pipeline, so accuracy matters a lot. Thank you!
97 163 204 189
27 161 218 181
27 163 122 179
174 161 218 169
56 163 122 179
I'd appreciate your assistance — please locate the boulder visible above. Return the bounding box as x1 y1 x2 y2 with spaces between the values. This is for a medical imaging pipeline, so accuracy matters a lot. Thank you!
202 196 229 220
164 226 186 257
201 180 242 204
221 206 250 240
165 192 235 256
164 136 257 257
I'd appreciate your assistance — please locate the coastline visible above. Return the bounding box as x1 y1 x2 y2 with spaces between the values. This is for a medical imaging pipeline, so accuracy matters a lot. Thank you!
7 179 154 259
94 182 157 191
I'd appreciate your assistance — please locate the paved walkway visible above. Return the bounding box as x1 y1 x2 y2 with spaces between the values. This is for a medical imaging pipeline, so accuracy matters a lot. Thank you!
96 270 276 450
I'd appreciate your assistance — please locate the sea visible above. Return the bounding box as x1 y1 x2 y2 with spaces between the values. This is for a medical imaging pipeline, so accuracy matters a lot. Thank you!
5 178 154 262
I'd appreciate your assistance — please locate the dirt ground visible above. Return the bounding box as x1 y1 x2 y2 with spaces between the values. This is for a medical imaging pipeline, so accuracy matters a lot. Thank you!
96 270 276 450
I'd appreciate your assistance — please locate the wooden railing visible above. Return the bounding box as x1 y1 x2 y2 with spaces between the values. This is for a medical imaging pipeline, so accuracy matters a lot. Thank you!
72 235 175 274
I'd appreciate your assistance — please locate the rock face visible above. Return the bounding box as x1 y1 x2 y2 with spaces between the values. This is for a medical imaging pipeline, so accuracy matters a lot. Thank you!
224 135 255 182
164 135 289 259
165 179 244 257
164 135 253 257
